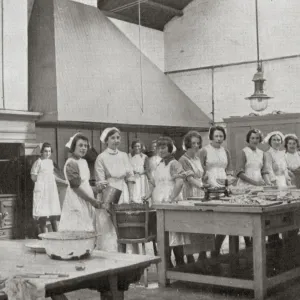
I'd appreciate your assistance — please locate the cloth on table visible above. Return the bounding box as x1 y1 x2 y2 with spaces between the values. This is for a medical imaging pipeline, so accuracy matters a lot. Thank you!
3 277 46 300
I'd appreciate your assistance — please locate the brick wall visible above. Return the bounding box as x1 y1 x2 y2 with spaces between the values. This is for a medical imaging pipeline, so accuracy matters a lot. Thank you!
165 0 300 122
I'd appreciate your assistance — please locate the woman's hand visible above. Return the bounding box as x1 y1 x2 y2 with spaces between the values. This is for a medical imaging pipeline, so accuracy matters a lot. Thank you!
90 199 102 209
96 181 109 192
255 179 266 186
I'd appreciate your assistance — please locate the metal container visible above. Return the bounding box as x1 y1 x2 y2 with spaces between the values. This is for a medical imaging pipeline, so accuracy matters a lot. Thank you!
102 186 122 204
39 231 98 260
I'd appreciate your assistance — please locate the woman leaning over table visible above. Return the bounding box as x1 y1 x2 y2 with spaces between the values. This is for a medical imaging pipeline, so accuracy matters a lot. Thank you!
179 131 215 267
143 136 190 267
236 129 272 248
59 133 101 232
264 131 291 245
94 127 136 252
199 126 236 257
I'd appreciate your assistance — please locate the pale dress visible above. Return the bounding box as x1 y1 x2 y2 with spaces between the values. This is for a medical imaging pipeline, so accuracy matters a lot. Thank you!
31 158 61 219
179 153 215 253
59 157 95 232
285 151 300 185
266 148 290 188
129 153 149 203
200 144 230 188
237 147 268 187
285 152 300 171
94 148 135 252
152 159 191 247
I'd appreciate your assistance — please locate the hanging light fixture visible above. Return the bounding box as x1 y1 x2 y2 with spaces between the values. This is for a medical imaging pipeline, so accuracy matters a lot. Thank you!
245 0 273 112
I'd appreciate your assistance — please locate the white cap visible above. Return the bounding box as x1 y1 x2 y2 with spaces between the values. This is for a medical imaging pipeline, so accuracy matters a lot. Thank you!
100 127 120 143
262 131 285 144
284 133 298 140
65 132 82 148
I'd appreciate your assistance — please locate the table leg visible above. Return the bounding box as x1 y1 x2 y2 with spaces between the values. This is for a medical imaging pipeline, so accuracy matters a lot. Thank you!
157 210 170 287
100 275 124 300
253 215 267 300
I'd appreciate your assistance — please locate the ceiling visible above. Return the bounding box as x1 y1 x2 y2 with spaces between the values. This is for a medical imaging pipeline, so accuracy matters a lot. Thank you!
97 0 194 31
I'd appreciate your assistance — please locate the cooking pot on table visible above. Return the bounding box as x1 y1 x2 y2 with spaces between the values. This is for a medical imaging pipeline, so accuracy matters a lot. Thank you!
102 186 122 204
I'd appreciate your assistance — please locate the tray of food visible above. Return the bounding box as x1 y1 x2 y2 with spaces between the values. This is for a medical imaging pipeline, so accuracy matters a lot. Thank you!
194 194 283 207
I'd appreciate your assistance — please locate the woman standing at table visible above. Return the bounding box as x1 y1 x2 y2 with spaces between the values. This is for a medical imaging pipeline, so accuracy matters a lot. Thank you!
31 142 67 233
59 134 101 232
147 140 161 184
199 126 235 257
284 134 300 185
264 131 291 244
236 129 272 247
94 127 136 252
129 139 149 203
143 136 189 267
179 131 215 265
264 131 291 188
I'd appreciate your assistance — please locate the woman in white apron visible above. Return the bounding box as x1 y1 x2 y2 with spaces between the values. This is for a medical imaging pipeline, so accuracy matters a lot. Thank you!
236 129 272 247
285 134 300 185
199 126 236 257
264 131 291 244
264 131 291 188
59 134 100 232
144 136 189 267
31 142 66 234
94 127 136 252
128 140 149 203
179 131 215 266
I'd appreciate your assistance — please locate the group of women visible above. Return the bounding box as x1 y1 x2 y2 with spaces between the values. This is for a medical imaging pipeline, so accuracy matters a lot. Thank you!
30 126 300 267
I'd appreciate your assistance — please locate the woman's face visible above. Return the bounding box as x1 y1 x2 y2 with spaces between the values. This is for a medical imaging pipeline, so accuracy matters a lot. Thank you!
287 139 298 153
74 139 88 158
107 132 121 150
212 130 224 146
151 143 157 153
190 136 201 152
248 133 261 148
42 147 51 159
133 143 142 154
270 135 282 150
158 145 169 158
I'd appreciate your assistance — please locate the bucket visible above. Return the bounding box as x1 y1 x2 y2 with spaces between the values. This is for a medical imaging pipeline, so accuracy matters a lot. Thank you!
102 186 122 204
114 204 157 239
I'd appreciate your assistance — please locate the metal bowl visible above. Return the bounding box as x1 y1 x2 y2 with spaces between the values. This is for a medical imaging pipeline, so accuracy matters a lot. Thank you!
38 231 98 260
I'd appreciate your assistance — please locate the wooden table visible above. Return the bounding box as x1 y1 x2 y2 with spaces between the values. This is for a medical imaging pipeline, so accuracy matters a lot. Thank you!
0 240 160 300
154 201 300 300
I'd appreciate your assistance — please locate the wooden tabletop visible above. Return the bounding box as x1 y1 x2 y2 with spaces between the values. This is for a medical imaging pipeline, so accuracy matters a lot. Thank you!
153 200 300 214
0 240 160 291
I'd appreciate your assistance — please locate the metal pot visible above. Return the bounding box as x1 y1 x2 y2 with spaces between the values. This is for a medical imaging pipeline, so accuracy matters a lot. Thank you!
39 231 98 260
102 186 122 204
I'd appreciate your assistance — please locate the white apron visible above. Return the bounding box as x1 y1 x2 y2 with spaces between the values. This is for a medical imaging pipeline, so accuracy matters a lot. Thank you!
267 148 288 188
59 158 95 232
205 145 228 188
32 159 61 219
181 155 215 254
152 161 190 247
237 147 265 187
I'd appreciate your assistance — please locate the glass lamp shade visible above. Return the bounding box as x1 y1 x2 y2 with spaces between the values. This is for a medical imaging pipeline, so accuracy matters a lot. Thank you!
249 98 268 112
245 65 273 112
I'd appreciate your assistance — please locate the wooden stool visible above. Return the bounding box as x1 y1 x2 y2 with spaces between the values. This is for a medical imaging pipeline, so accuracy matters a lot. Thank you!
111 203 158 287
